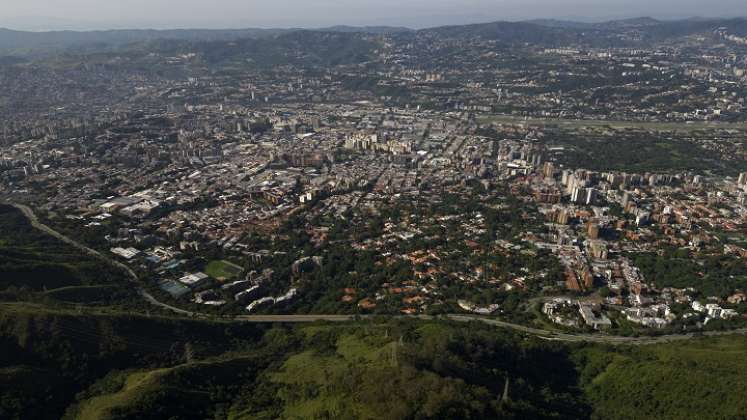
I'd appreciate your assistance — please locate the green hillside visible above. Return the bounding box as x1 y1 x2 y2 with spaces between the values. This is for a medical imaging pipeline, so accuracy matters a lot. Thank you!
577 337 747 420
0 204 134 305
0 304 267 420
3 302 746 420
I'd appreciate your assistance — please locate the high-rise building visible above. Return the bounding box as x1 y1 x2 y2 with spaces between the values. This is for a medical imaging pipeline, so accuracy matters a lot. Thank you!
543 162 555 178
571 186 583 203
561 169 571 186
621 191 631 207
585 188 598 205
583 267 594 289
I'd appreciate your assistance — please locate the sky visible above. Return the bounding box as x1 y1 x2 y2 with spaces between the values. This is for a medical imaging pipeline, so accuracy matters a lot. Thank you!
0 0 746 31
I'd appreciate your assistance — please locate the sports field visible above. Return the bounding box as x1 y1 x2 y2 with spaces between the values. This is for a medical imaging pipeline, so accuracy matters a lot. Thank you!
205 260 244 281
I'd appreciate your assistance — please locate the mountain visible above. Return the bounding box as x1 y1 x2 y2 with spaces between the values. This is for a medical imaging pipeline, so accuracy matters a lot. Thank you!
646 17 747 37
0 25 413 57
3 303 747 420
418 21 588 46
597 17 662 28
524 19 596 29
2 17 747 58
418 17 747 46
0 27 291 56
141 30 379 68
320 25 414 34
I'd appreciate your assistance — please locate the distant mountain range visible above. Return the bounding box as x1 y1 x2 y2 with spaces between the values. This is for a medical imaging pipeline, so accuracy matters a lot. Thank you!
525 17 663 29
0 25 415 56
0 17 746 57
421 17 747 45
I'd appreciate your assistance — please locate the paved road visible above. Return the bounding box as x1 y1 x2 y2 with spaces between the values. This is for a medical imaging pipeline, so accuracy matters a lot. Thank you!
235 314 363 323
237 314 747 345
9 202 747 346
477 113 747 131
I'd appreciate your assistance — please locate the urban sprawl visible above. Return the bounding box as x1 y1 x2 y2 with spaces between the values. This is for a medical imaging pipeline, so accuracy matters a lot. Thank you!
2 21 747 334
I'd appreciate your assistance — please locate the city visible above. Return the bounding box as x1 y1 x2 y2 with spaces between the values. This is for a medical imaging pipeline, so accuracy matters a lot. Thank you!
1 4 747 419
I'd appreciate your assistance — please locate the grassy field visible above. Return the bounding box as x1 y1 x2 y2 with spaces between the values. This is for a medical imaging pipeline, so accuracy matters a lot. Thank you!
269 333 397 419
70 356 266 420
75 369 172 420
205 260 244 281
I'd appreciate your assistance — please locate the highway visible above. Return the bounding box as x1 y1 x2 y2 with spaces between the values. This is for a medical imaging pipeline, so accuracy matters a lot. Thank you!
8 201 747 346
236 314 747 345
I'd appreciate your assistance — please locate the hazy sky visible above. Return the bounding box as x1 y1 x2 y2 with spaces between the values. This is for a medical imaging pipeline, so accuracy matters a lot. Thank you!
1 0 746 30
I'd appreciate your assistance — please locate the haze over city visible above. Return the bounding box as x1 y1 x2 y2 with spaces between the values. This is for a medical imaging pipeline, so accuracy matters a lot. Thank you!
1 0 747 30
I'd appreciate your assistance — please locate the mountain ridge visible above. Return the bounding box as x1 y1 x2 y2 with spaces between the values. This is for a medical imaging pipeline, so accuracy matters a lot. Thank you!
2 17 747 57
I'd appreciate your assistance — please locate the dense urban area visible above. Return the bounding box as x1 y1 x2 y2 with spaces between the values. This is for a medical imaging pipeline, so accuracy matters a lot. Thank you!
2 15 747 420
3 17 747 333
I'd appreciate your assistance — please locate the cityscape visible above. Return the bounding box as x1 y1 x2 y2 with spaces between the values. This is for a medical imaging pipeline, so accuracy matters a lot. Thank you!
1 4 747 420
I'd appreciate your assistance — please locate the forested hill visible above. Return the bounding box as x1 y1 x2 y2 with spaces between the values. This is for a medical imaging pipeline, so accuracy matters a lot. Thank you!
2 17 747 57
2 305 747 420
418 17 747 46
0 25 401 57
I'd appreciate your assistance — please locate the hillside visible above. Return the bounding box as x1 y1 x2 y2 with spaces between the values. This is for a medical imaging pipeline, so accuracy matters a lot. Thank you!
0 25 402 57
419 17 747 47
2 17 747 57
0 27 291 56
418 21 589 46
0 308 591 419
0 205 131 299
0 304 268 419
2 302 747 419
577 336 747 419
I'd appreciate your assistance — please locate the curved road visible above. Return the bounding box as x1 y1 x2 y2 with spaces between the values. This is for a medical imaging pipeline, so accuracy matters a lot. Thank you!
10 203 196 317
235 314 747 345
9 202 747 346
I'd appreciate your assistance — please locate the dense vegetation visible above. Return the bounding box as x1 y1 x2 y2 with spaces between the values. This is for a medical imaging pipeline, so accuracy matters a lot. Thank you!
0 304 267 420
2 305 747 420
549 131 747 175
576 337 747 420
632 251 747 300
0 205 135 306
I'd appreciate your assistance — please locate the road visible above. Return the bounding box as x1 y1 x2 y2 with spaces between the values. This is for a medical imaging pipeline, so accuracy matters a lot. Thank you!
236 314 747 345
9 203 196 317
477 113 747 131
8 202 747 346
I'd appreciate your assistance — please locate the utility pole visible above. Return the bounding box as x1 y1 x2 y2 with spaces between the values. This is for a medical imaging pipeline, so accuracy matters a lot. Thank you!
501 377 510 405
184 342 195 364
